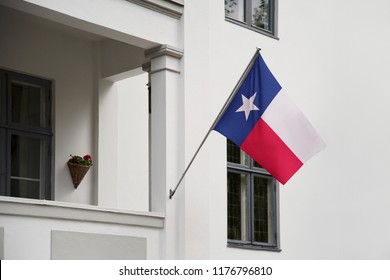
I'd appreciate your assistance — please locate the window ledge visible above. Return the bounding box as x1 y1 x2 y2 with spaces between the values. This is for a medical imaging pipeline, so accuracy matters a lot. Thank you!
227 243 282 252
0 197 165 228
225 18 279 40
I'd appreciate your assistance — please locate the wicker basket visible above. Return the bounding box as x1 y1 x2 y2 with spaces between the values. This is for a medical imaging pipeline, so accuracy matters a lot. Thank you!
67 161 90 188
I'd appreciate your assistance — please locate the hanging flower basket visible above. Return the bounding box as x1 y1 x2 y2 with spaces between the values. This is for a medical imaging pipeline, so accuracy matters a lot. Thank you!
67 155 92 188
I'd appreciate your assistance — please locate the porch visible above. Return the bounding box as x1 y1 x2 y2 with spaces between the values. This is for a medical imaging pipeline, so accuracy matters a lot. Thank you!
0 0 184 259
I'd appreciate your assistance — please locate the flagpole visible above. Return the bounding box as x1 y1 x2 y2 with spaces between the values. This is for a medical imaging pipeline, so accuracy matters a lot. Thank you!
169 48 261 199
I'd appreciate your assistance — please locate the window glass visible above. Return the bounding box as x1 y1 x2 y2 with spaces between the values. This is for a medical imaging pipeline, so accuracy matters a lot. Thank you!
10 134 45 199
11 178 40 199
227 171 249 241
0 72 5 125
252 0 270 31
0 69 52 200
253 175 274 243
0 129 4 189
11 81 46 128
227 140 278 250
225 0 245 22
225 0 276 37
253 159 263 169
227 139 249 166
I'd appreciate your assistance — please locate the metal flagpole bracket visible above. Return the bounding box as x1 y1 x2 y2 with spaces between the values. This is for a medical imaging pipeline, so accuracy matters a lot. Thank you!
169 189 175 199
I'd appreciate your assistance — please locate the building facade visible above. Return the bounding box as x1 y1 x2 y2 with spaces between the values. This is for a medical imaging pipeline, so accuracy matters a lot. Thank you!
0 0 390 259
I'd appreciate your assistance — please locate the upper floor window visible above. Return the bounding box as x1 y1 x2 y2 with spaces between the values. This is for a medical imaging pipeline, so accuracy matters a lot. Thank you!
225 0 278 37
227 139 280 250
0 69 53 200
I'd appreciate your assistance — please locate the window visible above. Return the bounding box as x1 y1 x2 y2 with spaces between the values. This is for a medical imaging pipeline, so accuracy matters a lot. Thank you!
0 69 53 200
227 139 280 250
225 0 278 37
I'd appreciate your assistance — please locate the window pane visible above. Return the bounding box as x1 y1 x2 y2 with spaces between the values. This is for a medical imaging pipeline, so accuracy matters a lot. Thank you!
225 0 245 22
11 179 40 199
0 129 4 191
253 175 274 243
0 73 5 125
227 139 249 166
252 0 270 31
10 134 45 199
253 159 263 169
227 171 249 241
11 81 46 128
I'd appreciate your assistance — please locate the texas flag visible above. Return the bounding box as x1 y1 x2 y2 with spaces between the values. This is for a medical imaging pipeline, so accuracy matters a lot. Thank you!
214 52 326 184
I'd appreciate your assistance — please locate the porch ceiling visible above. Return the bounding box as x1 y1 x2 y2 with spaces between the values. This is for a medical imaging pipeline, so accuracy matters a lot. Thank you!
0 5 104 43
0 0 176 49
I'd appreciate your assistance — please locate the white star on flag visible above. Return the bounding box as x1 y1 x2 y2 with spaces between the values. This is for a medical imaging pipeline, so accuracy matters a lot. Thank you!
235 92 260 120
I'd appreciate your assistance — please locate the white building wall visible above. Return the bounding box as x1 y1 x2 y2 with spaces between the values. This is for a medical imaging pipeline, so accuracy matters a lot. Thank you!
117 73 149 212
181 0 213 259
182 0 390 259
97 70 150 212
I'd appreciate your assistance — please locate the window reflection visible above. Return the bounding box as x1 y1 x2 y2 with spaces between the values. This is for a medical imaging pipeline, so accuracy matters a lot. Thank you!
10 134 45 199
11 81 46 128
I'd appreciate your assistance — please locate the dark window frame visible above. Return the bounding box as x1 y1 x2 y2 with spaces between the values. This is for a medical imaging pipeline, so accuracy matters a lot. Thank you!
227 140 281 251
0 68 53 200
225 0 279 39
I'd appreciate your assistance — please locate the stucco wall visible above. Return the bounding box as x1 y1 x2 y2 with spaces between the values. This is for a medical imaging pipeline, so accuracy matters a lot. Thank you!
182 0 390 259
117 74 149 212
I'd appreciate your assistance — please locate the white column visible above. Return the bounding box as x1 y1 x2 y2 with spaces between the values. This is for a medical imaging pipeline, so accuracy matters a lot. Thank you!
145 45 184 259
145 44 183 213
97 79 119 208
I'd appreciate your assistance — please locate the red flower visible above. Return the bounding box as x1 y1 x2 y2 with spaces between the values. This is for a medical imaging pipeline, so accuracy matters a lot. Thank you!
83 155 92 161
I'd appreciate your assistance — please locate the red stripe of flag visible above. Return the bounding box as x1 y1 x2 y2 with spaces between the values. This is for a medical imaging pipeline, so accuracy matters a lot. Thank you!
241 118 303 184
